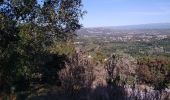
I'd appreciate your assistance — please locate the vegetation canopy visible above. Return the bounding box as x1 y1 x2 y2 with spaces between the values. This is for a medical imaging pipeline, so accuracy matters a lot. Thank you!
0 0 84 98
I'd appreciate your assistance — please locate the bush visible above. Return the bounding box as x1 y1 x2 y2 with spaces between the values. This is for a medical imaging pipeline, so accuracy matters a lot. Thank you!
58 52 95 95
105 53 137 86
137 56 170 89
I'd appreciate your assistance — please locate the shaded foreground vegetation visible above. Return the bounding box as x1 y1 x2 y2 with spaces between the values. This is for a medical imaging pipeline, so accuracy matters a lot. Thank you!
25 53 170 100
0 0 170 100
1 50 170 100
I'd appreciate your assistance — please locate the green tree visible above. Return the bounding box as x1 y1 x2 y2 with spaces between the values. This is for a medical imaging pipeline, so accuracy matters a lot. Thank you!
0 0 84 97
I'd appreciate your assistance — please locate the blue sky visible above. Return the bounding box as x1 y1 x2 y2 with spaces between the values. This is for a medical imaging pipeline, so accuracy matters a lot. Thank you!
80 0 170 27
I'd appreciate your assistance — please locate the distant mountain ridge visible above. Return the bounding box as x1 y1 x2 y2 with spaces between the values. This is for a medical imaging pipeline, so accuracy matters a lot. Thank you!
110 23 170 29
77 23 170 35
85 23 170 29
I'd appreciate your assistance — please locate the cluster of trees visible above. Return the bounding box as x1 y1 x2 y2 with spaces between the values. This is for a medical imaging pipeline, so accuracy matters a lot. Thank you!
102 52 170 90
137 56 170 89
105 53 170 89
0 0 84 98
58 53 170 100
78 35 170 58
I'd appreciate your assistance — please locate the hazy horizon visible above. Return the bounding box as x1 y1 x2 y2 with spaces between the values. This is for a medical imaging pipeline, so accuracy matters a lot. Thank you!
82 22 170 28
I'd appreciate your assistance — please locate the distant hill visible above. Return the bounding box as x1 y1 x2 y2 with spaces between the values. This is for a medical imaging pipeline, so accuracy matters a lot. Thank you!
108 23 170 29
77 23 170 35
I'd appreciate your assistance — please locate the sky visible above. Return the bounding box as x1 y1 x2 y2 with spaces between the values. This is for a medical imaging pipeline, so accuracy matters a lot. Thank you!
80 0 170 27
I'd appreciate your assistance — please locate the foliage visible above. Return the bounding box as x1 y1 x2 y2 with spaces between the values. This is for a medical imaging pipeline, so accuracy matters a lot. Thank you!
77 36 170 58
93 51 107 64
137 56 170 89
48 42 76 56
1 0 170 99
0 0 84 98
105 53 137 86
59 52 95 94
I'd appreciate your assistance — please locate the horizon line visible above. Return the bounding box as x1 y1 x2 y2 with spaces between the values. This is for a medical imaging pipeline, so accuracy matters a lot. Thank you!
82 22 170 28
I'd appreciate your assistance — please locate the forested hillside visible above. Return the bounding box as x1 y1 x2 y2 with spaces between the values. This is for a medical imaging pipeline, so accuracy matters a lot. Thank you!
0 0 170 100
